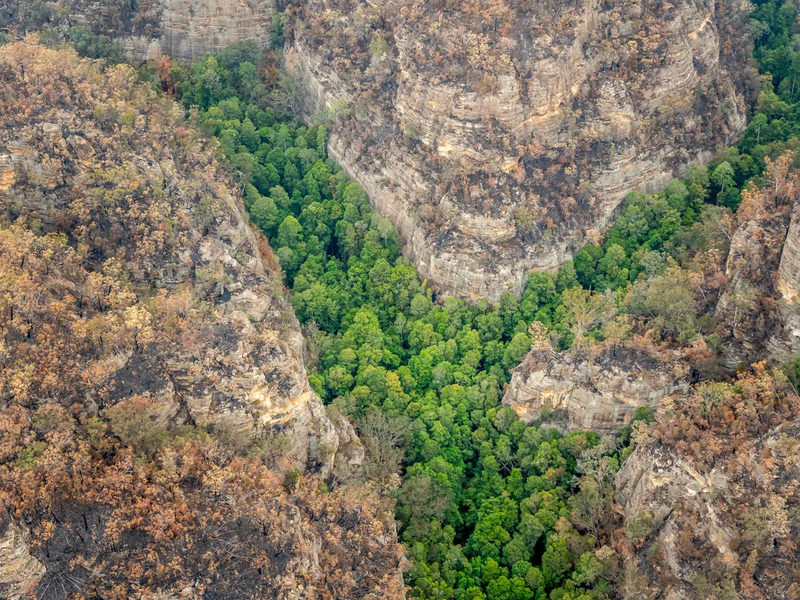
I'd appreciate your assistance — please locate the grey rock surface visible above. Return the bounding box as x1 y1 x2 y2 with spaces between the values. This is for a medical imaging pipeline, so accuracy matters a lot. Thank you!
502 345 690 433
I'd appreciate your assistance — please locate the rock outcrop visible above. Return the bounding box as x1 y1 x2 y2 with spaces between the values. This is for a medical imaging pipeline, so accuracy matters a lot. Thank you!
774 198 800 354
713 158 800 367
616 447 739 591
502 345 690 434
614 368 800 598
286 0 752 300
1 0 275 61
0 524 45 600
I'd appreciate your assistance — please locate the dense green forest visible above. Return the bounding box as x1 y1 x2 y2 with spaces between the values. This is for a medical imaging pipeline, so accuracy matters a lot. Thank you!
167 45 621 598
30 0 800 597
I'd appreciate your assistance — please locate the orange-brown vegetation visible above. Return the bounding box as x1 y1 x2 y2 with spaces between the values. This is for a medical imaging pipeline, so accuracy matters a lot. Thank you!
618 366 800 598
0 40 404 599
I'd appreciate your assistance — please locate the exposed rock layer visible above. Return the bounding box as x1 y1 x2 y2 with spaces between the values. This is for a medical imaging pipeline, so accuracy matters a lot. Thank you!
0 524 45 600
775 199 800 354
287 0 751 300
713 172 800 367
502 345 690 433
1 0 275 61
157 0 274 61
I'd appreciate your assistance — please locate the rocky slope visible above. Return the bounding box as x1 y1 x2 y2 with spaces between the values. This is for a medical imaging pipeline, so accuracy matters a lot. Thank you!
713 155 800 368
776 198 800 353
502 343 690 433
286 0 752 300
615 366 800 598
0 40 402 598
0 37 344 475
1 0 275 61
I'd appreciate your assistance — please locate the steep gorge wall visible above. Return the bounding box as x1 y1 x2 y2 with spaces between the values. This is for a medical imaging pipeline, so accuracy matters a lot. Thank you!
0 53 342 475
711 168 800 368
287 0 752 300
775 200 800 354
0 41 403 599
4 0 753 300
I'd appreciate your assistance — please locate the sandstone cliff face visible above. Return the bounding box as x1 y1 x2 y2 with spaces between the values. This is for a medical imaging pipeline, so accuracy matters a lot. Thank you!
287 0 751 300
1 0 275 61
0 524 45 600
119 0 276 61
616 447 739 594
0 40 340 475
714 203 791 368
713 171 800 368
775 199 800 356
502 345 690 434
